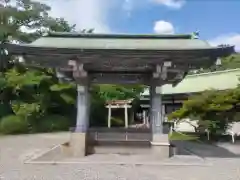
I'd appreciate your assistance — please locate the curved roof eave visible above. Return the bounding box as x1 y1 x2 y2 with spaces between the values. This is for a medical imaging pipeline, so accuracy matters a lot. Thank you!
4 43 234 55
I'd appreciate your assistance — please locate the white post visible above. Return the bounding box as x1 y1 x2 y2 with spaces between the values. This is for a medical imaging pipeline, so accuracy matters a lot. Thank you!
143 110 146 124
124 104 128 128
108 105 112 128
232 133 235 144
162 105 165 122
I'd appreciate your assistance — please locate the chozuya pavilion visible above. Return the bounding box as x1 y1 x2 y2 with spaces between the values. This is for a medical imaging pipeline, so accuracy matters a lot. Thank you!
3 32 234 158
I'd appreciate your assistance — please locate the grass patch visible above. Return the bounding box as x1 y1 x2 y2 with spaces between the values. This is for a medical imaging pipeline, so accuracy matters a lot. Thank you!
169 132 199 141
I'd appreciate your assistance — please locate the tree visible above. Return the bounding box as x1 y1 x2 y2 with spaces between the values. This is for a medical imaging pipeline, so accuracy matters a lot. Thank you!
168 84 240 135
190 54 240 74
0 0 77 133
98 84 145 101
0 0 76 42
220 54 240 70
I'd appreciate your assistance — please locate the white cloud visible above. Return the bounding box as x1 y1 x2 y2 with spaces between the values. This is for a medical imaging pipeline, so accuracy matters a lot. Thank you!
44 0 113 33
209 33 240 52
152 0 185 9
153 20 175 34
40 0 185 34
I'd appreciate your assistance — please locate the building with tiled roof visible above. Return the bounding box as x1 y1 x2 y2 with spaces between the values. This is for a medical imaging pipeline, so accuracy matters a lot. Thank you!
140 68 240 116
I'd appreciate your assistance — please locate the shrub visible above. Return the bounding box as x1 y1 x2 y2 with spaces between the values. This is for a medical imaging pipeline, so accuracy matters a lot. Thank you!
0 104 12 119
38 114 70 132
0 115 28 134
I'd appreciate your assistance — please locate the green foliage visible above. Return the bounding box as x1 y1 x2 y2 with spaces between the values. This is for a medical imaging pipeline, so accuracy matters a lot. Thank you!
5 68 51 89
220 54 240 70
169 132 199 141
169 86 240 135
50 83 75 92
0 115 28 134
0 0 77 134
89 86 107 127
98 84 145 101
190 54 240 74
11 101 41 118
37 115 70 132
0 104 12 118
0 0 76 42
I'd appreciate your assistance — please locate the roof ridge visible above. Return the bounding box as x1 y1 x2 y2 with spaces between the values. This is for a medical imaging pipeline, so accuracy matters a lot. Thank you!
187 68 240 78
46 32 193 39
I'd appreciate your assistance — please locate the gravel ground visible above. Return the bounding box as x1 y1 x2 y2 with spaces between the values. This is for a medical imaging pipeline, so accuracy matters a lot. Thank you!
1 133 240 180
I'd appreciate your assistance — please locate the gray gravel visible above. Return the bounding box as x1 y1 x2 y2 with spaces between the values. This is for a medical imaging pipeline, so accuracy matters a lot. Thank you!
1 133 240 180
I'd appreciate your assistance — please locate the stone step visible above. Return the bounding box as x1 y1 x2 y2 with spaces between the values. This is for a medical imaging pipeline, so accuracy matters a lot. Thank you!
88 140 151 155
89 145 152 155
92 140 151 147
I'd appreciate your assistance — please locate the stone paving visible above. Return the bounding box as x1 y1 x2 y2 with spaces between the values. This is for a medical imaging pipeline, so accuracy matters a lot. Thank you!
1 133 240 180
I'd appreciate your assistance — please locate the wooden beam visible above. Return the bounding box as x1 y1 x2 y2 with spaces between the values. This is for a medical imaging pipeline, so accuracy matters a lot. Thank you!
106 105 132 108
22 53 215 71
90 73 152 85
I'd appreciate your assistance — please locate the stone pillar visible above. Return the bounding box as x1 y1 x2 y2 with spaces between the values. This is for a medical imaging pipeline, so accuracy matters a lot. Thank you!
76 84 90 132
150 85 170 158
150 85 163 134
70 83 90 157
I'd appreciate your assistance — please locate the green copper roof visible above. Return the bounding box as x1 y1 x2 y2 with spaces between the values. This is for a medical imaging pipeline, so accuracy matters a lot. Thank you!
21 32 214 50
142 68 240 95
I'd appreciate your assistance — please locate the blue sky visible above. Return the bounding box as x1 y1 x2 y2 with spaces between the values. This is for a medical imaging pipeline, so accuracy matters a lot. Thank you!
109 1 240 39
49 0 240 51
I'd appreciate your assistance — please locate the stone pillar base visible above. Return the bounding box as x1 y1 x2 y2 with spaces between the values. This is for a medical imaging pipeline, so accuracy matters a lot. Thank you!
151 134 171 158
70 132 87 157
152 134 169 143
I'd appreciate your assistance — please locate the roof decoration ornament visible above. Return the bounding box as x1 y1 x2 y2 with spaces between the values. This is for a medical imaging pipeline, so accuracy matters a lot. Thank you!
80 29 94 34
218 44 233 49
191 31 200 39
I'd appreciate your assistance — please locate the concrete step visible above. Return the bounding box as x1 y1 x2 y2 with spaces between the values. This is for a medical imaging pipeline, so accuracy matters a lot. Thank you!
89 145 151 155
88 140 151 155
92 140 151 147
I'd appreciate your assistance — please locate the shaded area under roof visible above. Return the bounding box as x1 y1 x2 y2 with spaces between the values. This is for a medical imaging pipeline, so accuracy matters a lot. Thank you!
142 68 240 95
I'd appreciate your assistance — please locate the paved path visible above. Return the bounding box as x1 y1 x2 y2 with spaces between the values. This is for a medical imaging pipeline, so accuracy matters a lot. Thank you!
1 133 240 180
